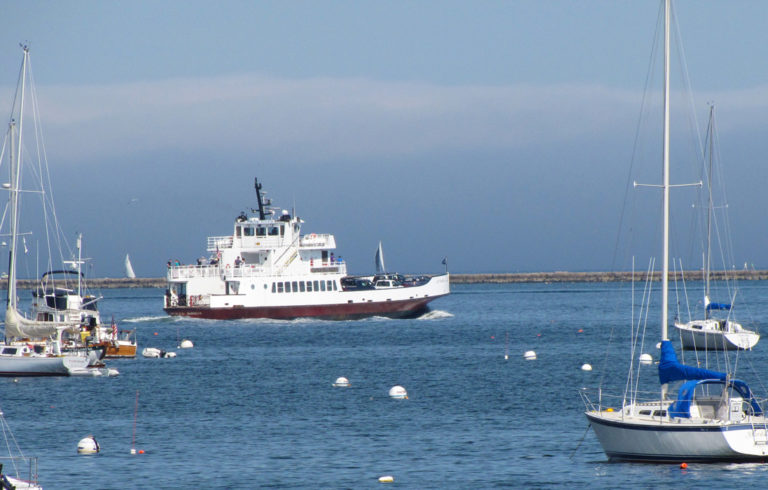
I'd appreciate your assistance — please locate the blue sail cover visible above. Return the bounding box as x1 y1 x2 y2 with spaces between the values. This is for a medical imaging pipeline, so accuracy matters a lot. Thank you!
658 340 727 385
668 379 763 419
706 302 732 311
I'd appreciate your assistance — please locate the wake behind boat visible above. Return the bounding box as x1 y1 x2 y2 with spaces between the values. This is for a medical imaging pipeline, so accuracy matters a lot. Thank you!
164 178 449 320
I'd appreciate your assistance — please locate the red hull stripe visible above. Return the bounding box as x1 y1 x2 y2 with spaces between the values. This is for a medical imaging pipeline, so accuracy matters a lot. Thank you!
164 295 446 320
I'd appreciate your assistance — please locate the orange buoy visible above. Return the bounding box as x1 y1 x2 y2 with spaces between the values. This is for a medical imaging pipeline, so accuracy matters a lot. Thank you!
680 462 687 469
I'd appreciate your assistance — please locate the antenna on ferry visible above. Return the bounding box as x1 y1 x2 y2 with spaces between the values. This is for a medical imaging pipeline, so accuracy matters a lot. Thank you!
254 177 265 220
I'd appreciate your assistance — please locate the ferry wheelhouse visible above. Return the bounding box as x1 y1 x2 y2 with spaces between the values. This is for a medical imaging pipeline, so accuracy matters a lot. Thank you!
164 178 450 320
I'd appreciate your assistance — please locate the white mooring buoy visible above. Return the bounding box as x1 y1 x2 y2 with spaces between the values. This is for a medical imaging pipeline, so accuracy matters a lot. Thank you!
581 363 593 371
332 376 350 388
179 339 194 349
77 436 100 454
639 353 653 365
389 385 408 399
378 475 395 483
524 350 537 360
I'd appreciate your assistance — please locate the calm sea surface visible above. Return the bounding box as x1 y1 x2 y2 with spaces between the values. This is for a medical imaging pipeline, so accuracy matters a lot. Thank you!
5 282 768 488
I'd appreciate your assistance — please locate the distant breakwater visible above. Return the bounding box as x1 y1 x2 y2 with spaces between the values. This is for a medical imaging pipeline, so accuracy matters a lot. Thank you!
450 270 768 283
2 271 768 289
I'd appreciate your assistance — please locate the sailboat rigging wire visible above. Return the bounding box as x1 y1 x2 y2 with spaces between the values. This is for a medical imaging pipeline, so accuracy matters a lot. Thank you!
609 1 664 273
634 259 654 407
672 257 681 323
678 258 691 322
569 423 592 460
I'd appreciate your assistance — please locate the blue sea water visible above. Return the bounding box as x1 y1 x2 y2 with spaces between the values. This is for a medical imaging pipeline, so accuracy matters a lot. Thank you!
5 282 768 488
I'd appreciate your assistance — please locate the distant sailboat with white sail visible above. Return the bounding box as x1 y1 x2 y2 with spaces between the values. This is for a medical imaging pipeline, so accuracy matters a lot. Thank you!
375 241 386 274
125 254 136 279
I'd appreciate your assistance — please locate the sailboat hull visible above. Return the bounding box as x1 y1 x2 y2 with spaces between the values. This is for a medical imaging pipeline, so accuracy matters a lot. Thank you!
586 411 768 462
0 355 89 377
674 321 760 351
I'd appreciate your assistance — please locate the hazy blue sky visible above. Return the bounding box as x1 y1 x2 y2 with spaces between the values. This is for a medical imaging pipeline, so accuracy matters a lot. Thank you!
1 1 768 277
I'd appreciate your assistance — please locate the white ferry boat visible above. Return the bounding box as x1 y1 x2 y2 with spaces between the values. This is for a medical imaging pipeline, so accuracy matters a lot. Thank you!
163 178 450 320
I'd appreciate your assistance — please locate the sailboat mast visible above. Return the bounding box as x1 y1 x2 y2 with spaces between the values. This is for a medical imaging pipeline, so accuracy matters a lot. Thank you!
6 46 29 311
661 0 671 341
77 233 83 296
704 105 714 320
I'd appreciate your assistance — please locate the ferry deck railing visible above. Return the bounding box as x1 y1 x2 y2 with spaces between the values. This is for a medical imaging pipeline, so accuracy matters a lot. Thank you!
167 262 347 280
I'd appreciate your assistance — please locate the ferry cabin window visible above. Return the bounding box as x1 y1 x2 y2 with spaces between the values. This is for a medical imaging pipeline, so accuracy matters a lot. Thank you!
320 281 326 292
285 282 292 293
280 225 285 236
306 281 313 292
272 283 276 293
292 281 298 292
277 282 284 293
300 281 306 292
236 227 242 237
327 280 334 291
332 281 338 291
257 227 266 237
269 227 279 236
313 280 319 291
244 227 254 237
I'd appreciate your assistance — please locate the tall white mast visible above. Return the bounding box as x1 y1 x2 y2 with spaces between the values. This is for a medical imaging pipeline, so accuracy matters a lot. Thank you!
704 105 714 319
661 0 671 342
6 46 29 313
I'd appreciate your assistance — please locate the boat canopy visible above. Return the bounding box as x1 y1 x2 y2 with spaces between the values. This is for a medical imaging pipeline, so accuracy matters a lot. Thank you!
706 302 732 311
668 379 762 419
658 340 727 385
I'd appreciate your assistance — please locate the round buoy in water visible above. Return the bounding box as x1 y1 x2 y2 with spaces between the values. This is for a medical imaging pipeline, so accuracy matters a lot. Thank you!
378 475 394 483
639 353 653 365
162 351 177 358
524 350 537 360
77 436 100 454
332 376 350 388
389 385 408 399
179 339 194 349
581 363 592 371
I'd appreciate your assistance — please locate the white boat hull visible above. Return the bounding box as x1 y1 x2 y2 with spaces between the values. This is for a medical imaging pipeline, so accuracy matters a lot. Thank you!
586 411 768 462
166 273 450 320
674 321 760 350
0 355 89 377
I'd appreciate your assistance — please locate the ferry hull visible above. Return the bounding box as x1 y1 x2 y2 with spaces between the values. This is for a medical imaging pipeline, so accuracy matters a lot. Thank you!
164 295 444 320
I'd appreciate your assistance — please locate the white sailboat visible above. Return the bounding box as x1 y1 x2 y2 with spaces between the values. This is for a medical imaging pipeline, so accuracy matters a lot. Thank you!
583 0 768 462
673 106 759 351
375 241 386 274
125 254 136 279
0 46 100 376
